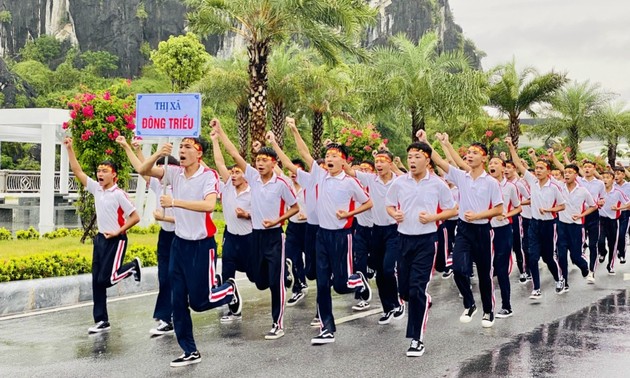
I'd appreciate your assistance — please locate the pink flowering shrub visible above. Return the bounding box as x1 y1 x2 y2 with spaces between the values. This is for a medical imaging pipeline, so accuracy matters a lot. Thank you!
336 124 385 162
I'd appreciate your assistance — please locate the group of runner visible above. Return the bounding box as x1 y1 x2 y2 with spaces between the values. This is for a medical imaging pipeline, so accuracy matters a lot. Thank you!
63 118 630 366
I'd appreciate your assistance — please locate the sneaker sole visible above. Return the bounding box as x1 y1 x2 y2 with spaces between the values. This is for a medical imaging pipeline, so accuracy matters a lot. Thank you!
529 296 542 300
352 304 371 311
134 257 142 282
228 279 242 315
459 308 477 323
378 318 393 325
311 338 335 345
170 358 201 367
481 321 494 328
286 295 305 307
264 332 285 340
150 329 174 336
407 350 425 357
495 314 513 319
88 328 110 334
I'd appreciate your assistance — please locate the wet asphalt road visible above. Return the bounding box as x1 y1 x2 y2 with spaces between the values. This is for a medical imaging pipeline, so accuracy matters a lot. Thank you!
0 263 629 377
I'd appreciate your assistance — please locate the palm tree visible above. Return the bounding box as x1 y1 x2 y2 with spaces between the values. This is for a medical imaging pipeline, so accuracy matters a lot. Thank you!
267 43 302 148
533 80 612 161
369 32 488 140
598 100 630 166
488 58 567 148
191 56 250 156
185 0 376 146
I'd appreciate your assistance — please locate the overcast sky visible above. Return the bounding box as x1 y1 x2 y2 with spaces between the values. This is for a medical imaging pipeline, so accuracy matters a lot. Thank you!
449 0 630 105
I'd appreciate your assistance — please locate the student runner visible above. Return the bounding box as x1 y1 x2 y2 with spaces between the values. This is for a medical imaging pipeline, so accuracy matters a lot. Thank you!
597 170 630 275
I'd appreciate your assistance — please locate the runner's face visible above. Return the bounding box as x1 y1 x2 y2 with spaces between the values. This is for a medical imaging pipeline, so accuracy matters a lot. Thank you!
534 161 550 180
374 155 391 176
96 166 116 187
505 164 517 179
230 168 245 186
614 170 625 184
465 147 486 168
255 155 275 176
179 141 202 168
563 168 578 183
407 151 428 175
488 158 504 179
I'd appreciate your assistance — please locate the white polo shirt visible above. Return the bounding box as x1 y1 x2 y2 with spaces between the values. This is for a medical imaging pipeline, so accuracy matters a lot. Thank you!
86 178 136 234
577 177 605 202
513 177 532 219
385 171 455 235
448 186 459 221
491 178 521 228
523 171 565 221
598 187 629 220
244 165 297 230
288 179 307 224
311 162 370 230
444 167 503 225
164 165 219 240
296 170 319 226
356 171 397 227
559 183 596 225
614 182 630 213
220 179 253 235
149 177 175 232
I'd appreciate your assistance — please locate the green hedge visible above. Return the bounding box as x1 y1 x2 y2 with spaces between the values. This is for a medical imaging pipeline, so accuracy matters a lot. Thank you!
0 244 157 282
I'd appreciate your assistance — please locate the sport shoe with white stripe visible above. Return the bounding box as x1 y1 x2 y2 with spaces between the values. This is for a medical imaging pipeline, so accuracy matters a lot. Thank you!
170 351 201 367
150 320 174 335
406 339 425 357
264 323 284 340
352 300 370 311
88 320 110 334
311 329 335 344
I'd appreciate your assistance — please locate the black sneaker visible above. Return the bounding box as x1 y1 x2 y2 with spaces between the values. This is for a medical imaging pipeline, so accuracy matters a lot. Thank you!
459 304 477 323
406 339 425 357
220 311 242 324
607 267 616 276
150 320 174 335
442 268 453 279
481 312 495 328
378 310 395 325
620 257 627 264
352 300 370 311
214 273 222 288
88 320 111 334
170 351 201 367
132 257 142 282
227 278 242 315
366 266 376 279
555 278 566 294
393 304 405 320
599 254 606 263
285 259 294 289
311 329 335 344
287 291 305 307
495 309 513 319
358 271 372 302
310 316 320 327
529 289 542 300
562 283 570 293
264 323 285 340
580 266 589 277
519 273 527 284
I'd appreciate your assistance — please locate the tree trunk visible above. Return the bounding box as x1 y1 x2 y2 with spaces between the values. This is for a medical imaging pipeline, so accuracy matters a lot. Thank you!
312 111 324 159
410 109 425 141
236 104 249 159
271 102 285 149
607 132 618 167
509 115 521 149
567 124 579 161
247 39 270 154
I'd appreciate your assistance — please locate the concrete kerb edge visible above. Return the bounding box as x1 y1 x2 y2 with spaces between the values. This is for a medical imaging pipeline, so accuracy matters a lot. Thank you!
0 267 159 317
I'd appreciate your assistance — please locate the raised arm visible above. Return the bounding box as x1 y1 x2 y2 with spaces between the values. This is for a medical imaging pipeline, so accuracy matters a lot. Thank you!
63 137 88 187
211 118 248 172
547 148 565 170
136 143 171 179
505 138 526 175
210 129 230 182
115 136 154 182
440 133 470 172
266 131 299 174
417 130 449 173
286 117 315 169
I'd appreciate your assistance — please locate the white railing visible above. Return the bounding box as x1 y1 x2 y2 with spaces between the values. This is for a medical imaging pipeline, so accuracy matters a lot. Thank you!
0 170 139 193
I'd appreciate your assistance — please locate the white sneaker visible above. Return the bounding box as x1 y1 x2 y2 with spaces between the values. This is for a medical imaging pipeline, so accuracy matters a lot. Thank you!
352 300 370 311
586 272 595 284
150 320 174 335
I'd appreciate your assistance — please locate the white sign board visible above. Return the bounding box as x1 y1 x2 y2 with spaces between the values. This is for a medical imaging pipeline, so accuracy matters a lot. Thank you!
135 93 201 138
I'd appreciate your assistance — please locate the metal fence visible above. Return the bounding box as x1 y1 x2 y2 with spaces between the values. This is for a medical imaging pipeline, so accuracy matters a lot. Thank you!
0 170 139 193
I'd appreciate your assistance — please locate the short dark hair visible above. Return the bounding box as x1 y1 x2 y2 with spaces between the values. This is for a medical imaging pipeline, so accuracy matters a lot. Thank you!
406 142 433 157
375 149 394 160
291 158 306 171
156 155 180 166
470 142 488 156
564 164 581 175
601 170 614 177
182 137 208 153
505 159 515 168
256 146 278 160
324 143 349 160
536 159 552 170
490 157 506 167
360 160 375 170
582 160 596 167
98 160 118 173
613 166 625 173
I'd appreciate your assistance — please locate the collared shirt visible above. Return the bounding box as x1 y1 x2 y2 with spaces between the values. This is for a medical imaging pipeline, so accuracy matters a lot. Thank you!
491 178 521 228
523 171 565 221
356 171 397 227
577 177 605 202
385 171 455 235
445 167 503 224
448 186 459 221
164 164 219 240
510 177 531 219
296 170 319 226
559 182 596 225
220 179 252 235
614 181 630 213
86 178 136 234
149 177 175 232
598 187 629 219
287 177 307 224
245 165 297 230
311 162 370 230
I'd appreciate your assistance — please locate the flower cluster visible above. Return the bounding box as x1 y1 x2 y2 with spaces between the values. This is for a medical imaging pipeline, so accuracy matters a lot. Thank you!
336 124 386 162
64 89 136 186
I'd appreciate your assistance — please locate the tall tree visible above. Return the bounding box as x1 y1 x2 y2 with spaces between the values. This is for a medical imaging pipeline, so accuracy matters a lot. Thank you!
192 56 250 156
598 100 630 166
369 33 488 140
267 43 301 148
185 0 376 146
151 32 210 91
488 58 567 148
533 80 611 161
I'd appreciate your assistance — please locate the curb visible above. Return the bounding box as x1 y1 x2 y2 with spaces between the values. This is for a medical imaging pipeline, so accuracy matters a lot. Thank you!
0 267 159 317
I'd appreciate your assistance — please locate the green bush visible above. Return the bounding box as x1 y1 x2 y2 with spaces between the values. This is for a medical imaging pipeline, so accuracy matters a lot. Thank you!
15 226 40 240
0 244 157 282
70 229 84 237
0 227 12 241
128 223 160 234
0 252 91 282
42 228 72 239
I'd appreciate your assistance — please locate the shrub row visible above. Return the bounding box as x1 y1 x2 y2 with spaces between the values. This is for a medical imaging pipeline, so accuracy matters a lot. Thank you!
0 244 157 282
